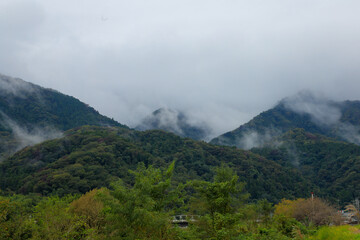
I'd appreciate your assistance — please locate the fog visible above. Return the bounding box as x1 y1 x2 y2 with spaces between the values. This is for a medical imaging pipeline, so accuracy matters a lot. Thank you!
0 111 63 158
1 0 360 137
136 108 211 140
0 74 38 97
225 91 360 149
283 91 360 145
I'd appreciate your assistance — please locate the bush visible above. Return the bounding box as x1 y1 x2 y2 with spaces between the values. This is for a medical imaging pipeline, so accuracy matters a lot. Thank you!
274 198 341 226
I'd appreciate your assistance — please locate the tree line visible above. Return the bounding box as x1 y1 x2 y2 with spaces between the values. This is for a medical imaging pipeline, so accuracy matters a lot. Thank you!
1 163 357 240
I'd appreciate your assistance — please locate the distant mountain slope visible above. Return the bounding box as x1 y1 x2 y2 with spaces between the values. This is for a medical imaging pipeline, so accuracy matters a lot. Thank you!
210 91 360 149
0 73 126 159
0 125 311 202
251 128 360 204
136 108 211 140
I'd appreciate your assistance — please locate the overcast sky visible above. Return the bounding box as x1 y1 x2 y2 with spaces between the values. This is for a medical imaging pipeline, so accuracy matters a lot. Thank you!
1 0 360 137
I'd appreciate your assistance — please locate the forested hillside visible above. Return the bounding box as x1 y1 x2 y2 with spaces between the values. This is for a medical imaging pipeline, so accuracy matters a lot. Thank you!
0 125 312 202
251 128 360 204
0 74 125 159
211 93 360 149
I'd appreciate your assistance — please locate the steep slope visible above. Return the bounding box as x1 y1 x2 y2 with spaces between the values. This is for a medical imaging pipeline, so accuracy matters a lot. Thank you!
0 125 311 202
136 108 211 140
211 92 360 149
0 74 126 159
251 128 360 204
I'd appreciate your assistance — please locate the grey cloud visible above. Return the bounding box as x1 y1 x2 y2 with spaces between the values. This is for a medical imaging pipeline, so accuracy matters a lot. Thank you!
0 74 38 97
137 108 184 135
136 108 212 140
235 128 282 150
0 112 63 156
283 144 300 168
283 91 341 126
283 91 360 145
1 0 360 138
336 123 360 145
0 1 45 75
0 1 44 36
238 131 270 150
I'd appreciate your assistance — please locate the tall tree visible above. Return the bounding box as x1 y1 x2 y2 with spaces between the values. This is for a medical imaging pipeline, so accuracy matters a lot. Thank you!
189 165 249 239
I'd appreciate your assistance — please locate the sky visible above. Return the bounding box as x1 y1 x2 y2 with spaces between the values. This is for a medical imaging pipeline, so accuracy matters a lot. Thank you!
1 0 360 138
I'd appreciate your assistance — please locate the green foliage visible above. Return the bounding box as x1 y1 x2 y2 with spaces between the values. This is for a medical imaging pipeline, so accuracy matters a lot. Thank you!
0 194 41 239
274 197 342 227
253 128 360 205
70 188 107 229
187 166 249 239
190 165 248 216
0 76 125 159
308 225 360 240
0 164 354 239
210 99 360 206
211 100 360 148
0 126 311 203
99 162 180 239
29 195 85 240
0 83 123 132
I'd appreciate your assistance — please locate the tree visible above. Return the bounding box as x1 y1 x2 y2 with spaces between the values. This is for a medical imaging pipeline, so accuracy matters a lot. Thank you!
189 165 249 239
274 197 341 226
99 161 181 239
29 195 95 240
274 199 305 218
70 188 107 229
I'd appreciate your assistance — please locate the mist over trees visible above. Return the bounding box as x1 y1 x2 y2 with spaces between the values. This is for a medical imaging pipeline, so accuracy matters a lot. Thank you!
0 75 359 239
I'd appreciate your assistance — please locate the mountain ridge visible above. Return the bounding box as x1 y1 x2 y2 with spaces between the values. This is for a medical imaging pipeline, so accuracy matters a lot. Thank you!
0 73 126 160
251 128 360 204
136 107 211 141
0 125 312 202
211 92 360 149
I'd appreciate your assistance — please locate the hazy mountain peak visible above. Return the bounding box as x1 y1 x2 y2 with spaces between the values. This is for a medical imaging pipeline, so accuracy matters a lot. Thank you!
136 107 211 141
211 91 360 149
280 90 341 126
0 73 125 160
0 74 39 97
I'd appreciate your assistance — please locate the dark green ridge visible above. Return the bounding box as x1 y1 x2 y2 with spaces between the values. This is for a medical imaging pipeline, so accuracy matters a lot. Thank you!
210 100 360 148
0 125 312 203
251 128 360 205
0 74 127 159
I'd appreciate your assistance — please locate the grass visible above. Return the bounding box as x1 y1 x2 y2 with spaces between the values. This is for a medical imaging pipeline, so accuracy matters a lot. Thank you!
307 225 360 240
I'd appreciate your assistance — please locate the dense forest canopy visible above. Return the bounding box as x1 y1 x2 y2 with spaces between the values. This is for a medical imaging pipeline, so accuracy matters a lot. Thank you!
0 126 312 203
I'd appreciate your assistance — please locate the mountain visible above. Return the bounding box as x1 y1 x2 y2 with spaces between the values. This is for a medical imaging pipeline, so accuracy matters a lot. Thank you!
210 91 360 149
251 128 360 204
136 108 211 140
0 125 312 202
0 73 126 159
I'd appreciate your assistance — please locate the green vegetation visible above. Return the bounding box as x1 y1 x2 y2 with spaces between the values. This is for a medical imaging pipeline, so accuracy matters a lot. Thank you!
0 126 312 202
1 78 360 239
2 126 358 206
0 75 125 159
0 164 355 239
210 100 360 148
308 225 360 240
0 82 123 131
252 128 360 205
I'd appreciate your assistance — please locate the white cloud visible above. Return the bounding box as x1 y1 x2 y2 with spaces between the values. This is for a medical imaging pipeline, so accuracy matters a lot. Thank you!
283 91 342 126
1 0 360 137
